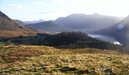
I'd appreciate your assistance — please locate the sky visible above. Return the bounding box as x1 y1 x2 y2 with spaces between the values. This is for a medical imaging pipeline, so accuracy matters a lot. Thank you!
0 0 129 21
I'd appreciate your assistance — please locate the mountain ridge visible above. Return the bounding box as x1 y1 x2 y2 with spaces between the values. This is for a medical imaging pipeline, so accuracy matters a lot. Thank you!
55 14 122 33
0 11 37 38
28 21 68 32
26 14 122 33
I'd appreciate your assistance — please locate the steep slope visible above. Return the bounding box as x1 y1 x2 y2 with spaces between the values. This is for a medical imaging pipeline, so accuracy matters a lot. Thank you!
0 11 36 38
28 21 67 32
95 15 129 45
55 14 122 33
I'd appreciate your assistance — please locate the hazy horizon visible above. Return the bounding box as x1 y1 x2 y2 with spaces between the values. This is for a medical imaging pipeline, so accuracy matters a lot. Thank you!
6 13 125 21
0 0 129 21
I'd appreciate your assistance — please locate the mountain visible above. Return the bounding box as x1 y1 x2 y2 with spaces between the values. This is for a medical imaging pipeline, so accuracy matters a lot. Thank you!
55 14 122 33
28 21 67 32
95 15 129 45
0 11 36 38
26 13 122 33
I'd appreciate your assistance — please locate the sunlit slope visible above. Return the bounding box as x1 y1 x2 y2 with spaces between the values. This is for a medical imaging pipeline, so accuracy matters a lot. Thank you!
0 11 36 38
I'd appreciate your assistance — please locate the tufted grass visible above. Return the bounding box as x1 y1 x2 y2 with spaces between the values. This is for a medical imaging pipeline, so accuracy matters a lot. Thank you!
0 45 129 75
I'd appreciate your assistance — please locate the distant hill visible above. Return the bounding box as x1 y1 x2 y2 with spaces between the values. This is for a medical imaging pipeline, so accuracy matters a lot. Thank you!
95 15 129 45
55 14 122 33
28 21 68 32
0 11 37 38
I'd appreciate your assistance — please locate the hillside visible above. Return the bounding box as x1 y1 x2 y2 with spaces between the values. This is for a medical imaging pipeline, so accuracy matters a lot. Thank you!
28 21 67 32
3 32 128 54
95 15 129 45
0 11 37 38
0 45 129 75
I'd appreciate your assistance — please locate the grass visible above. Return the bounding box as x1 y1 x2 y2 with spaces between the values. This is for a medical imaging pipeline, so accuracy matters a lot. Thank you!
0 45 129 75
0 42 5 46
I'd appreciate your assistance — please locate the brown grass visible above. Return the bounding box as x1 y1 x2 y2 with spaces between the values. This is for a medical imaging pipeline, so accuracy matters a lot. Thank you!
0 45 129 75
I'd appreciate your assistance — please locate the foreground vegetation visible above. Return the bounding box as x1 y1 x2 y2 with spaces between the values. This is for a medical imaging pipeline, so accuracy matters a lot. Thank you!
0 45 129 75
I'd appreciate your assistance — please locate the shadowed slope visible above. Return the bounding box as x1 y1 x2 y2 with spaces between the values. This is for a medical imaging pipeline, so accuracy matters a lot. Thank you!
95 15 129 45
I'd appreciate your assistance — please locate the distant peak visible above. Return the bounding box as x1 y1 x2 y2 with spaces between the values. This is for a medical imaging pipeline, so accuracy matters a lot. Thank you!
69 14 86 16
